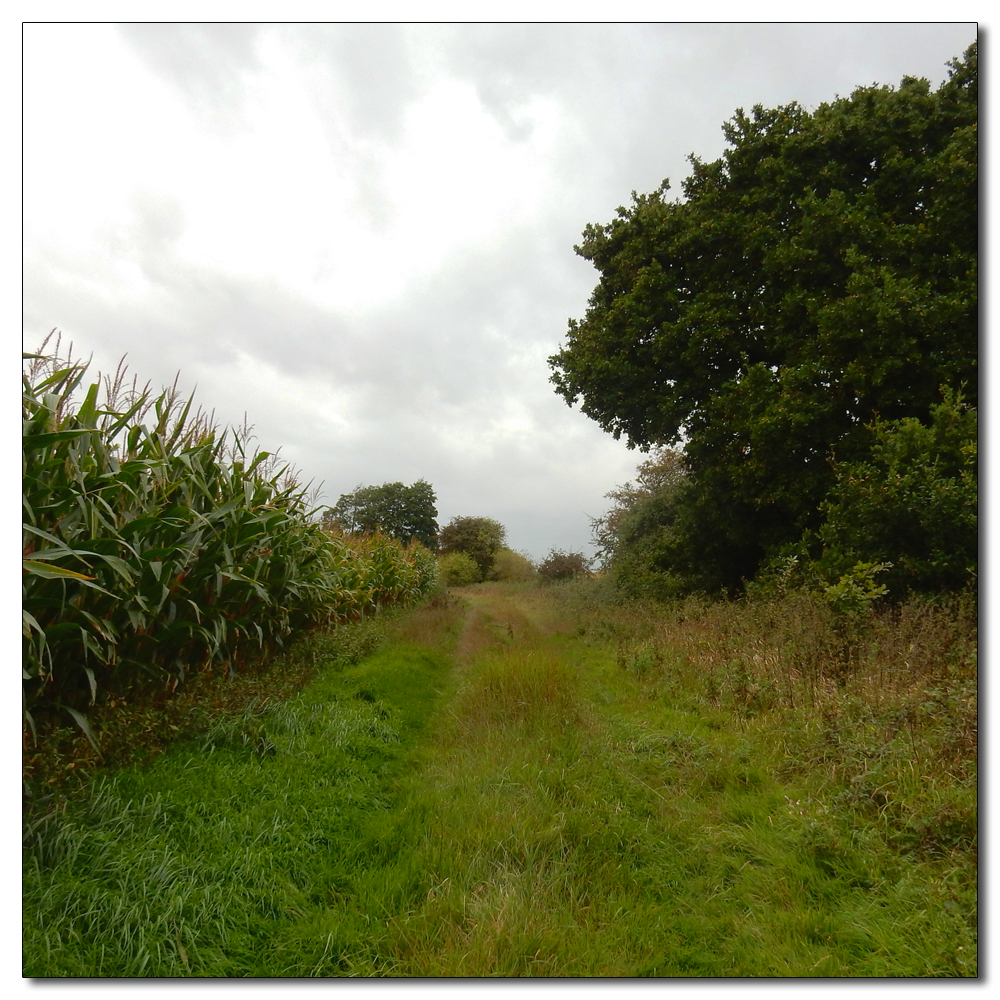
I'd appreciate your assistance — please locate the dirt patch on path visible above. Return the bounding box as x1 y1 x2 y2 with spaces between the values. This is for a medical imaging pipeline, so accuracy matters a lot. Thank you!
449 586 543 669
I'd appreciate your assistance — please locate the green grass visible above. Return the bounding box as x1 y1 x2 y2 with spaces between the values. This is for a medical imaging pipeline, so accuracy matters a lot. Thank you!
24 628 454 977
23 583 977 977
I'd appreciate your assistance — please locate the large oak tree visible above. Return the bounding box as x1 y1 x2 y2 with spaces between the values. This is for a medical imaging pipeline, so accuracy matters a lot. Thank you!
550 45 977 592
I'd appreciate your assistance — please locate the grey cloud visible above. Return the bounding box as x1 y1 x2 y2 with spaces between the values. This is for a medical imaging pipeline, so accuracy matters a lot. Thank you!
439 22 976 210
26 22 977 560
123 192 186 283
118 23 263 127
118 25 411 234
286 24 422 145
281 25 426 231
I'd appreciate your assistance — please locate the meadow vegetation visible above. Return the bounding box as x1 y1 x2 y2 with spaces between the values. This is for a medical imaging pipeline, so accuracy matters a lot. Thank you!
24 575 976 977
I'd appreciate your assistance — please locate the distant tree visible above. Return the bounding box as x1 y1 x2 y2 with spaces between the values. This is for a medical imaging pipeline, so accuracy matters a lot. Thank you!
438 516 506 581
590 448 691 599
487 549 537 582
591 448 687 567
324 479 438 548
537 549 592 582
549 45 977 593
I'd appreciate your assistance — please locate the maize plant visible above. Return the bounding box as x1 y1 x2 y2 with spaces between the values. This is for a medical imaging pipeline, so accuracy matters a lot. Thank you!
23 340 436 743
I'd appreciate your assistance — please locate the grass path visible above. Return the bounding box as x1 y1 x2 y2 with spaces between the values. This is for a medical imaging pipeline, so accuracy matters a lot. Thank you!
23 585 976 977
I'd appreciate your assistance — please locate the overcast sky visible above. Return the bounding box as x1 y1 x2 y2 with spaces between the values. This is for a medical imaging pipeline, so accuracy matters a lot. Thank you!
22 22 977 560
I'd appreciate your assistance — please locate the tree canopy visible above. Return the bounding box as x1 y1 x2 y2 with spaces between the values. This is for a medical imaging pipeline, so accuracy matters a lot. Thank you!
325 479 438 548
550 44 977 593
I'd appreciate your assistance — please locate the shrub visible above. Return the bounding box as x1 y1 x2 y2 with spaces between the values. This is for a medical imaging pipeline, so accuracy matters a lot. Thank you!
438 551 481 587
487 549 537 582
537 549 592 582
816 387 977 596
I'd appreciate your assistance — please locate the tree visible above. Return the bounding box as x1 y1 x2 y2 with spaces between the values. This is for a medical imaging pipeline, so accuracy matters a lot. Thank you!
590 448 691 599
438 516 506 581
591 447 686 566
549 45 977 593
815 387 977 596
537 549 592 582
324 479 438 548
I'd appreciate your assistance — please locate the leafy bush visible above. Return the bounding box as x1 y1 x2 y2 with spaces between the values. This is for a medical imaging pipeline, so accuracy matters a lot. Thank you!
437 551 481 587
816 388 977 596
537 549 592 581
487 549 537 582
823 561 891 622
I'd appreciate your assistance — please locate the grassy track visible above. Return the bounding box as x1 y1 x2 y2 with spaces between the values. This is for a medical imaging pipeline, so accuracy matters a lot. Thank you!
23 584 976 977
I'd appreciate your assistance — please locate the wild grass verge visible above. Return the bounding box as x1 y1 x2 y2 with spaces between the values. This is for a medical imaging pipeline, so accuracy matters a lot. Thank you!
22 600 459 977
22 610 398 801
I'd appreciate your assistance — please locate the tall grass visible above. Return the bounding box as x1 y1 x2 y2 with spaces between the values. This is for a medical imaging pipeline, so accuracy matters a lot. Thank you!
23 338 436 744
22 611 457 978
23 581 977 976
548 578 978 874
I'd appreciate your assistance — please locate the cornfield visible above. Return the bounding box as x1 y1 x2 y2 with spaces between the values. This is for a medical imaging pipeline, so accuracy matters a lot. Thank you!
22 339 437 743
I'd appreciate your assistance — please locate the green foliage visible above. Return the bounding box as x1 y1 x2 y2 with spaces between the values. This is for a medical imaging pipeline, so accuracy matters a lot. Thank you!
537 549 592 582
437 551 481 587
590 448 692 598
816 388 977 595
324 479 438 548
22 341 436 739
487 549 537 582
822 561 892 663
549 45 977 593
438 516 507 580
